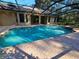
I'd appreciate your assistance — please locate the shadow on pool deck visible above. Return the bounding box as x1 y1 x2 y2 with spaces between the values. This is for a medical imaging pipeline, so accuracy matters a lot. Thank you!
51 48 72 59
0 46 37 59
50 32 79 59
14 46 73 59
13 46 37 59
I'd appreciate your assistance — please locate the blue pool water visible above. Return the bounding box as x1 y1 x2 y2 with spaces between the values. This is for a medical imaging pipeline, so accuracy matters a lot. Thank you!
0 25 73 48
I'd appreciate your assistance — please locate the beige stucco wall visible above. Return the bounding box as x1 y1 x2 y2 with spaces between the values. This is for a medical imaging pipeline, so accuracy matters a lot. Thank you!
0 11 17 26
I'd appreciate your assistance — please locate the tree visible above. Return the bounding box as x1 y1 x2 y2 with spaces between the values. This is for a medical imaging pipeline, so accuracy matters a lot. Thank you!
35 0 52 9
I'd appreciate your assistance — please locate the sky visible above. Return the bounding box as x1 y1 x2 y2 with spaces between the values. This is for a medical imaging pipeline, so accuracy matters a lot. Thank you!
2 0 35 5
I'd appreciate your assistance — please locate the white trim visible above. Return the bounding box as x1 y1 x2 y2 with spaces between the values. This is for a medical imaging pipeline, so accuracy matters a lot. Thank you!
17 13 20 24
39 16 41 24
27 15 31 25
47 16 49 24
24 13 26 23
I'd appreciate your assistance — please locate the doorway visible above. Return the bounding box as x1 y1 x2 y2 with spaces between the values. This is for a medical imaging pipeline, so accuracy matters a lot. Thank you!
31 15 39 24
19 14 24 23
41 16 47 24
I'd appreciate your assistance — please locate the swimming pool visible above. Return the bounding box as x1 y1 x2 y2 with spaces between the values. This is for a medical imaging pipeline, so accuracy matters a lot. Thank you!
0 25 73 48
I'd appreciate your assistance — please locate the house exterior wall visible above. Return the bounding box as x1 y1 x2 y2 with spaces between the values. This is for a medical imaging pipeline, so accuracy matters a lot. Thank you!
0 11 16 26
